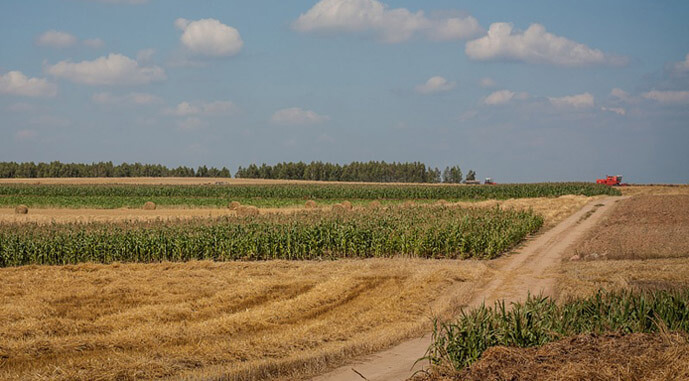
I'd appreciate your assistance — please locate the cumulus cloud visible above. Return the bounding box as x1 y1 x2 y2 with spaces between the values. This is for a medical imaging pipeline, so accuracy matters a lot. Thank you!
466 23 626 67
165 100 240 116
271 107 329 125
610 88 635 103
45 53 166 85
548 93 595 108
92 92 162 105
601 106 626 115
36 30 77 48
175 18 243 57
415 76 456 94
642 90 689 104
292 0 481 43
483 89 528 105
0 71 57 97
479 77 496 88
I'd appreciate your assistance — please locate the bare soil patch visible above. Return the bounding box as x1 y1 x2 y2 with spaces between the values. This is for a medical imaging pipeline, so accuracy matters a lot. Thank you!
417 332 689 381
571 195 689 260
0 259 487 381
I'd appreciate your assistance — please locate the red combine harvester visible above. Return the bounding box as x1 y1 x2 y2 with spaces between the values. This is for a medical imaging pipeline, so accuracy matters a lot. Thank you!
596 175 628 186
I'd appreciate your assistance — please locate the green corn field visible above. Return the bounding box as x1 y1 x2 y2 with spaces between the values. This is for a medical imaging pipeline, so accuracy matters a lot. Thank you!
424 289 689 371
0 182 620 208
0 205 542 266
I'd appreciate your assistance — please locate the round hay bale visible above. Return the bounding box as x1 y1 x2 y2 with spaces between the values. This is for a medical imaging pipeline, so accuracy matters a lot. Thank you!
143 201 157 210
237 205 259 217
228 201 241 210
332 203 346 213
367 200 382 209
305 200 318 209
14 205 29 215
341 201 353 210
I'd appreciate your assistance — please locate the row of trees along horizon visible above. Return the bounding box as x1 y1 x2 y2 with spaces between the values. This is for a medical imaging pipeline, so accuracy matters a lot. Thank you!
0 161 476 184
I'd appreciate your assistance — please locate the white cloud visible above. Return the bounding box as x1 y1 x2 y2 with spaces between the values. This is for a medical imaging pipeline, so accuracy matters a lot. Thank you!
92 91 162 105
548 93 595 108
483 89 528 105
165 100 239 116
0 71 57 97
83 38 105 48
14 129 38 141
601 106 626 115
292 0 481 43
36 30 77 48
415 76 456 94
175 18 243 57
642 90 689 104
271 107 329 125
610 88 635 103
466 23 626 67
479 77 496 88
177 117 204 131
45 53 166 85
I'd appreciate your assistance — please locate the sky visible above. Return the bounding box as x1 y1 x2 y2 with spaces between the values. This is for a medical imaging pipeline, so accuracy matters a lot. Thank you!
1 0 688 183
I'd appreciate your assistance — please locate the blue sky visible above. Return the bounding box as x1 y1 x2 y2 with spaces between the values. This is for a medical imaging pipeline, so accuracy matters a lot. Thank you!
1 0 688 183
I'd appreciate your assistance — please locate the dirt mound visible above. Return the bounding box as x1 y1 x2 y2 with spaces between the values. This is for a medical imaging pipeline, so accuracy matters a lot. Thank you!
418 333 689 381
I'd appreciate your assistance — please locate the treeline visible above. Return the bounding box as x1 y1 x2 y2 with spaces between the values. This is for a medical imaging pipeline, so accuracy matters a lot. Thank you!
0 161 231 178
236 161 473 183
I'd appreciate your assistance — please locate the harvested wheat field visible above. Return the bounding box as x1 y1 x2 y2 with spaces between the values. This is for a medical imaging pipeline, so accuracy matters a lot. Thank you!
557 258 689 299
0 259 487 381
571 195 689 260
417 332 689 381
0 195 592 226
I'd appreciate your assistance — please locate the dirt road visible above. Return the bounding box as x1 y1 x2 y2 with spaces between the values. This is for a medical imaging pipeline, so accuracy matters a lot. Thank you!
312 196 623 381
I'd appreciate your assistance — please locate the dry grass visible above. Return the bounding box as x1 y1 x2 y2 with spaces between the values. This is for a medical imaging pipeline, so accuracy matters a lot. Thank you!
417 332 689 381
0 196 593 226
557 258 689 300
620 184 689 197
570 195 689 260
0 259 488 381
453 194 597 227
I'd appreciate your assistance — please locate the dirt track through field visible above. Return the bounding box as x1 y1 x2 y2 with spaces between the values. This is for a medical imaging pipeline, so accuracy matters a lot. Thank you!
313 196 624 381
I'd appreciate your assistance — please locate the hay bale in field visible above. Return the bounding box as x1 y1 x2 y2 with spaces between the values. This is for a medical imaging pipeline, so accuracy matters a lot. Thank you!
143 201 157 210
332 203 346 213
305 200 318 209
228 201 241 210
367 200 382 209
341 201 353 210
14 205 29 214
237 205 259 217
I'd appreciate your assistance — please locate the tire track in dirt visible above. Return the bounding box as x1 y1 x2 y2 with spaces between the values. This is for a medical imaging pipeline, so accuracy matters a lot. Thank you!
312 196 625 381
